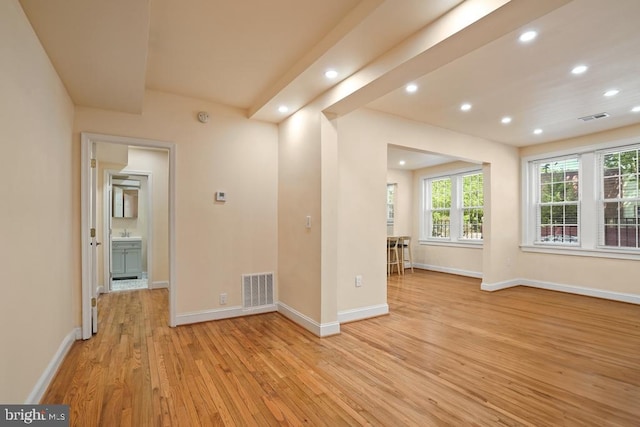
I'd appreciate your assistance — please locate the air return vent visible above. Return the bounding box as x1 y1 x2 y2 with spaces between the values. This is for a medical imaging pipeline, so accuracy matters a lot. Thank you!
578 112 610 122
242 273 274 309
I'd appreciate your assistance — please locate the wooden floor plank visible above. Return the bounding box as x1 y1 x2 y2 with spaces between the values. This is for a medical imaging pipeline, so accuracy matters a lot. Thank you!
42 270 640 426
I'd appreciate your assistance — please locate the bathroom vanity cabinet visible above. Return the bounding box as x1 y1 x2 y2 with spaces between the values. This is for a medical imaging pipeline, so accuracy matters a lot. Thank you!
112 238 142 279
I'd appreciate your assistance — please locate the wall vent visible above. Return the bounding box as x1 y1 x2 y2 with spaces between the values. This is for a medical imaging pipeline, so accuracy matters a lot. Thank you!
242 273 274 309
578 112 610 122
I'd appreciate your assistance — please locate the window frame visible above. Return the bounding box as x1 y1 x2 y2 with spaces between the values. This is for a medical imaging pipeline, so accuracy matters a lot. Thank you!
460 172 484 241
597 145 640 249
521 137 640 260
531 155 581 247
420 167 483 246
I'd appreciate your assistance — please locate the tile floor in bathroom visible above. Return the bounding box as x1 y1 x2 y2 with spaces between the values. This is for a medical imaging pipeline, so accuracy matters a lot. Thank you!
111 278 148 292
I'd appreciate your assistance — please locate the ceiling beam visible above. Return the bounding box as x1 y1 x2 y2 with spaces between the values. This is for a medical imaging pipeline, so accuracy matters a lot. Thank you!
320 0 573 117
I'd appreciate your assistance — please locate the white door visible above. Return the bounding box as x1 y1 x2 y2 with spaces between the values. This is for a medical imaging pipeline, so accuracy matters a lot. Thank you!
81 134 100 340
89 142 99 334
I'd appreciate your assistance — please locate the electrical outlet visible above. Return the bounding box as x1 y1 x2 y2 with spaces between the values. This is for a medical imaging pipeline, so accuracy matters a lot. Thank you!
219 293 228 305
355 275 362 287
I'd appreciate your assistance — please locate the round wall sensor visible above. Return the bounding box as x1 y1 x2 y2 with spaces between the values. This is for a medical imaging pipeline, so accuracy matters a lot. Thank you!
197 111 210 123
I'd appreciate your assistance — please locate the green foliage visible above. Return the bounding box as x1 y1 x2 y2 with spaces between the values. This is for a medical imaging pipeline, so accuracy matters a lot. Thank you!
603 149 640 199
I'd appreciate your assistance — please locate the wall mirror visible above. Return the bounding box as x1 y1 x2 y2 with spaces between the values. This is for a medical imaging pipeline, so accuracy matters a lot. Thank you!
112 177 139 218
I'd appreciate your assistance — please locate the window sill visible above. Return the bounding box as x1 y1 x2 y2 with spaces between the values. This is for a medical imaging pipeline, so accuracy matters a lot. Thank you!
520 244 640 260
419 239 483 249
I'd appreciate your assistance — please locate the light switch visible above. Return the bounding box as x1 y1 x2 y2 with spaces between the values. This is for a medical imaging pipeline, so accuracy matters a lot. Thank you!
215 191 226 202
305 215 311 229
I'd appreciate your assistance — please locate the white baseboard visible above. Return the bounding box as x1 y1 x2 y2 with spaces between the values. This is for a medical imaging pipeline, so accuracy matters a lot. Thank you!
480 279 521 292
277 302 340 337
150 281 169 290
27 327 81 404
482 278 640 305
338 304 389 324
414 263 483 278
175 304 277 326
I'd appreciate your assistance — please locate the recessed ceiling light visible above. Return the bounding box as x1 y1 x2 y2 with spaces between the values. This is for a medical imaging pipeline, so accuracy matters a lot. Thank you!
571 65 588 75
604 89 620 97
460 103 472 112
519 30 537 43
278 105 289 113
399 160 406 166
501 116 512 124
325 69 338 79
405 84 418 93
632 106 640 113
533 128 543 135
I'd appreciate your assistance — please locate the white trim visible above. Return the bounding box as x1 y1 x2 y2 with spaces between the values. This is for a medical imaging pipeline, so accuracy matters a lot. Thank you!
521 138 640 258
419 167 484 242
481 278 640 305
97 285 105 295
418 240 483 249
480 278 521 291
520 244 640 260
26 328 81 404
81 132 177 338
150 281 169 290
80 137 92 339
338 304 389 323
415 263 483 279
175 304 277 326
102 169 111 292
277 302 340 337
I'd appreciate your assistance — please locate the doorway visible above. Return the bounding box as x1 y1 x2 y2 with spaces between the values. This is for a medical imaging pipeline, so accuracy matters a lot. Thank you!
81 133 177 339
104 170 152 293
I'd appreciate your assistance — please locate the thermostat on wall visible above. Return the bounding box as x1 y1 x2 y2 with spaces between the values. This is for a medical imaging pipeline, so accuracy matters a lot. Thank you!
215 191 226 202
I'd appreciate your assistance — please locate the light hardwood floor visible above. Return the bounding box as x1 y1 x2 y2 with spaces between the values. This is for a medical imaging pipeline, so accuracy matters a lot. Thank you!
43 270 640 426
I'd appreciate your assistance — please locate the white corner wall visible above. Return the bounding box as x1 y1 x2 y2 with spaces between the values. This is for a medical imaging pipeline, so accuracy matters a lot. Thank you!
0 0 76 402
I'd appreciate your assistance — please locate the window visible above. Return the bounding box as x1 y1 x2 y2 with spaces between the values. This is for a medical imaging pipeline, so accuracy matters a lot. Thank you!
523 142 640 258
600 147 640 248
462 173 484 239
535 157 580 244
423 170 483 242
429 177 451 238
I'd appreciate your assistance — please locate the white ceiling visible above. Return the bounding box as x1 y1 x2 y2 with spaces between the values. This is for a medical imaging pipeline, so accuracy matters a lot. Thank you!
18 0 640 161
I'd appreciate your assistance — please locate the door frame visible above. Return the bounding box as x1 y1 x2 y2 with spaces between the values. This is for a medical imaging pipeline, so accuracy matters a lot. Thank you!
81 132 177 339
103 169 154 292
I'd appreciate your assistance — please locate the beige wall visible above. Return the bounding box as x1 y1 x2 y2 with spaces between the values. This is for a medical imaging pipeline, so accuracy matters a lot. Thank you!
278 107 323 322
517 123 640 294
386 169 413 237
74 90 278 315
411 161 483 275
336 114 388 313
0 0 75 402
126 147 169 284
338 108 520 288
